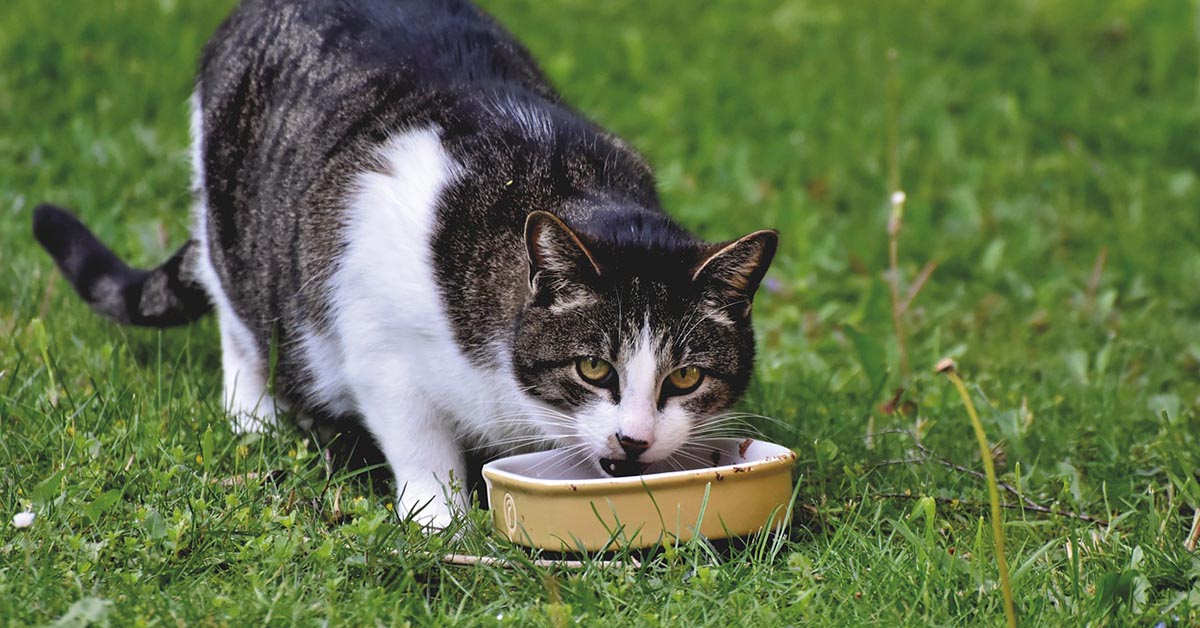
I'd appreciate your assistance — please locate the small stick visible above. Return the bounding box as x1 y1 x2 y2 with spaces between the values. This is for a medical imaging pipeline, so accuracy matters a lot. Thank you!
1186 509 1200 552
870 434 1108 525
1085 246 1108 307
873 428 1038 509
870 493 1108 527
920 441 1039 510
867 457 926 469
442 553 640 569
900 260 938 314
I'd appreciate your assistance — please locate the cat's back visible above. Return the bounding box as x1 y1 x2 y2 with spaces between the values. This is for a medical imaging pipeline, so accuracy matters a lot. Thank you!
193 0 561 334
200 0 557 105
196 0 558 217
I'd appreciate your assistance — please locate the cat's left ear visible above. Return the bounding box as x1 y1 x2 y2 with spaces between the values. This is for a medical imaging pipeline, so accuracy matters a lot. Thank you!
692 230 779 318
524 210 603 302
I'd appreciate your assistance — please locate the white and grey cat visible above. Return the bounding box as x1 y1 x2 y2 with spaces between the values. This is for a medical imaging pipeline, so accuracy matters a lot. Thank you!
33 0 778 528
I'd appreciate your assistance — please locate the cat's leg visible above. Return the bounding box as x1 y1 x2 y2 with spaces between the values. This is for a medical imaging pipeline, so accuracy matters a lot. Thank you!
217 310 279 433
189 90 278 434
349 366 466 529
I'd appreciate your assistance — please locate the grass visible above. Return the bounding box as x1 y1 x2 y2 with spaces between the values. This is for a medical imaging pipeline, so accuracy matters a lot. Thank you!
3 0 1200 624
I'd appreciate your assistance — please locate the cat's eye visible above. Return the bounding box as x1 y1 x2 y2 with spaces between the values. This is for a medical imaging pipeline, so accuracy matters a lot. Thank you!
665 366 704 394
576 356 615 386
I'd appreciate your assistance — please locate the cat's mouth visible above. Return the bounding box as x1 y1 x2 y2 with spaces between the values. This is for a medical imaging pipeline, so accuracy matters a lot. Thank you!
598 457 650 478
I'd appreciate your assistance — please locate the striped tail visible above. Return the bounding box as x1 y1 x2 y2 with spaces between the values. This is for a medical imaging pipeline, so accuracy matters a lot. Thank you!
32 204 212 327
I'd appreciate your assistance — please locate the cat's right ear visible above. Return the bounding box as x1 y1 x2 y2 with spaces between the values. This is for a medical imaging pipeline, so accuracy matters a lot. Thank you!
524 211 602 303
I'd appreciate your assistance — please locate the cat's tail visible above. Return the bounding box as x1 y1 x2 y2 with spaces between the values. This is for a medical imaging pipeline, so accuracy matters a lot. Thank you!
32 204 212 327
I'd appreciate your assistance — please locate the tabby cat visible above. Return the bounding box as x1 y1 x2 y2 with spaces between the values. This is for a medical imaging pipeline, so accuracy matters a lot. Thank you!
33 0 778 528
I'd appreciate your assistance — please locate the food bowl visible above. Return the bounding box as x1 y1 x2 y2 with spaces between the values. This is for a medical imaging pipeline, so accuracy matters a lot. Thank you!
482 438 796 552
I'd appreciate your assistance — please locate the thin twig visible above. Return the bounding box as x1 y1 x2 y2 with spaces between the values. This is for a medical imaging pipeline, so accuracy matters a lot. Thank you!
442 553 639 569
1085 246 1108 307
868 457 927 469
1186 509 1200 552
920 442 1040 510
869 430 1110 526
870 493 1108 527
875 429 1039 509
900 260 938 313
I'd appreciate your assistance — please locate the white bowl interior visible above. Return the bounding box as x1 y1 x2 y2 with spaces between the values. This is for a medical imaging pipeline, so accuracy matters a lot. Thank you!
484 438 793 483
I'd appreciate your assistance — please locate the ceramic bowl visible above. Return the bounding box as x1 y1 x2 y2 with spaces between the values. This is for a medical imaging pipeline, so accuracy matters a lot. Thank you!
482 438 796 551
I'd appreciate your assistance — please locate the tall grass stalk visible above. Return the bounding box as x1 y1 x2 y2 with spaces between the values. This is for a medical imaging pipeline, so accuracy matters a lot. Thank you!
939 359 1016 628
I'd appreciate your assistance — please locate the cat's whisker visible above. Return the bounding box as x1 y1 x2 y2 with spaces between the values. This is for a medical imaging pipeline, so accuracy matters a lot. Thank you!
521 450 567 475
688 430 762 442
466 434 556 452
487 405 580 421
670 308 708 358
524 444 593 476
490 401 581 423
703 411 797 432
675 298 749 351
689 422 766 439
694 416 764 431
488 411 577 426
661 455 685 473
487 414 580 436
695 415 762 429
662 448 712 470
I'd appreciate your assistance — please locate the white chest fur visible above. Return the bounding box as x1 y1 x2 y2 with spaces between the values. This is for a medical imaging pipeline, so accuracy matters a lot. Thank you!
299 127 542 526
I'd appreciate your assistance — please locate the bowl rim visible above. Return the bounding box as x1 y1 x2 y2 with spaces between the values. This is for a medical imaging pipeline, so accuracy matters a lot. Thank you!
482 438 796 497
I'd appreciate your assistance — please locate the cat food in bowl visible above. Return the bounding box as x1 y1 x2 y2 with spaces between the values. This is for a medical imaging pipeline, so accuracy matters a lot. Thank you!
482 438 796 551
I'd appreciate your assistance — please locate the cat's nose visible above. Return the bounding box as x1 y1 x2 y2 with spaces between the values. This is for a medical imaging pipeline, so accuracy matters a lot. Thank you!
616 433 651 460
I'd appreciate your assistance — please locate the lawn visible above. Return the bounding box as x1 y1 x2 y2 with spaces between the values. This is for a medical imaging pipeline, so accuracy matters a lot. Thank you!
3 0 1200 624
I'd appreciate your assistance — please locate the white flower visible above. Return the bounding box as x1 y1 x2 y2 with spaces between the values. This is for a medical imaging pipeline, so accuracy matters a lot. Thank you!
890 190 907 206
12 511 36 528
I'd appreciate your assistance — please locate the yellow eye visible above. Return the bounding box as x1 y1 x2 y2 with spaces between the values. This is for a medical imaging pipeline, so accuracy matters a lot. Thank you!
667 366 703 392
576 356 614 385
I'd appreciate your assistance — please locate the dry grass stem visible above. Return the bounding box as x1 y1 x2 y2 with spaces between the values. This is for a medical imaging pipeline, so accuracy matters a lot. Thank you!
871 429 1109 526
1186 509 1200 552
872 493 1107 526
901 260 938 313
1086 246 1108 308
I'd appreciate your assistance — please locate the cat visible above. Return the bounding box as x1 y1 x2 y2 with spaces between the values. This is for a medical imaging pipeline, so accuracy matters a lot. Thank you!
32 0 777 529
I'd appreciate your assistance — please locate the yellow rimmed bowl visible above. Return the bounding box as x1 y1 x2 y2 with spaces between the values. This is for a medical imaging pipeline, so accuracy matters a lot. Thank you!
482 438 796 552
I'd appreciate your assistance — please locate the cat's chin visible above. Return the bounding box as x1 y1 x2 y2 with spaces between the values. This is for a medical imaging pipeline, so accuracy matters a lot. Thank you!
598 457 650 478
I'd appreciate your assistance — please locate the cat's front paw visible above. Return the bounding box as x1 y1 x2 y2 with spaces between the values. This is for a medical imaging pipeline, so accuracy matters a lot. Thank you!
396 479 462 532
412 504 455 532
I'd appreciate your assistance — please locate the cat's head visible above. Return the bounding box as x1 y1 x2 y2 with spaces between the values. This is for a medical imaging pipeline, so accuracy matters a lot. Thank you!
512 210 777 477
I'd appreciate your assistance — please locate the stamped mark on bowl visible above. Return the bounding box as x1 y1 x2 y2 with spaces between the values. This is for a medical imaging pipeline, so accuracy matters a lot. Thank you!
503 493 518 537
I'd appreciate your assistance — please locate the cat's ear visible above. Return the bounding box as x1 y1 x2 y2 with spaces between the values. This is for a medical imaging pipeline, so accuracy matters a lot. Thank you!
524 211 603 302
692 230 778 319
